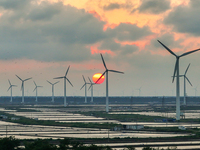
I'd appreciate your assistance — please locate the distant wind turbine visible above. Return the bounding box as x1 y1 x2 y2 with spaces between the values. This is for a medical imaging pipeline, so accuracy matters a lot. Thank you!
54 66 73 107
136 87 142 96
88 77 96 103
179 64 192 105
33 81 42 103
80 75 90 103
96 53 124 113
47 80 59 103
157 40 200 120
16 75 32 103
193 85 198 96
7 80 17 103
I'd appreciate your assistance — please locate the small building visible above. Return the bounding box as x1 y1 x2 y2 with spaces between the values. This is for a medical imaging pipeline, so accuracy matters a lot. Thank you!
123 124 144 130
112 126 121 131
178 126 186 130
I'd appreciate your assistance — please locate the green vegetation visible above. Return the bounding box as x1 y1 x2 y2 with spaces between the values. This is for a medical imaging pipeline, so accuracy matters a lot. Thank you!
0 111 121 129
0 136 178 150
79 111 167 122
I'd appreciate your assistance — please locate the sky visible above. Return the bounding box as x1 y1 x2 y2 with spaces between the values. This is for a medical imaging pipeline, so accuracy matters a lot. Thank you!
0 0 200 97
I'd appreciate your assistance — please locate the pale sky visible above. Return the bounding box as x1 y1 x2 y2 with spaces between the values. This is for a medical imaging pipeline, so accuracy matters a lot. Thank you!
0 0 200 97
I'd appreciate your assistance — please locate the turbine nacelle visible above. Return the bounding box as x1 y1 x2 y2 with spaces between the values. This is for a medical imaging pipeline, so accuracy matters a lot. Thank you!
95 54 124 84
80 75 90 90
54 66 73 87
158 40 200 83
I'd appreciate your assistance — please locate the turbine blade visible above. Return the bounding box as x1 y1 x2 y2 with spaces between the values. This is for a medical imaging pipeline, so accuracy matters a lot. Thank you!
16 75 22 81
185 76 192 86
21 82 23 91
80 84 85 90
108 70 124 74
54 81 59 85
100 53 107 70
47 80 52 85
95 71 106 84
7 86 11 92
180 48 200 57
88 84 92 90
88 77 92 83
54 76 64 79
8 79 11 86
33 87 37 92
185 63 190 75
33 81 37 86
24 77 32 81
65 65 70 77
66 78 73 87
82 75 86 83
157 40 177 57
172 59 178 83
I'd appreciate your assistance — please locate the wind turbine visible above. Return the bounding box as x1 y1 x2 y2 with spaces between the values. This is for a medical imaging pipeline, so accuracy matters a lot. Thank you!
7 80 17 103
80 75 90 103
157 40 200 120
88 77 96 103
136 87 142 96
16 75 32 103
179 64 192 105
33 81 42 103
96 53 124 113
193 85 198 96
47 80 59 103
54 66 73 107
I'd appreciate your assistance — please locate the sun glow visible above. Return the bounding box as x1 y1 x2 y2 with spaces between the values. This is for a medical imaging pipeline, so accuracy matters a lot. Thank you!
92 73 105 84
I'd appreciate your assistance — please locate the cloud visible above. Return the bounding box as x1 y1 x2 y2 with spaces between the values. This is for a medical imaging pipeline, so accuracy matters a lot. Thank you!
138 0 170 14
106 23 152 41
103 3 121 11
164 1 200 36
0 0 152 63
0 0 29 10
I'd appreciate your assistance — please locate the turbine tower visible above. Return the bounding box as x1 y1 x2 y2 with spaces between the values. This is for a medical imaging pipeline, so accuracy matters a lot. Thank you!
54 66 73 107
80 75 90 103
179 64 192 105
96 53 124 113
47 80 59 103
88 77 96 103
16 75 32 103
157 40 200 120
7 80 17 103
33 81 42 103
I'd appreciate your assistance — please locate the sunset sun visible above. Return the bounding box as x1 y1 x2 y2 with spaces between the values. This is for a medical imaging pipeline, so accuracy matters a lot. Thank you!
92 73 105 84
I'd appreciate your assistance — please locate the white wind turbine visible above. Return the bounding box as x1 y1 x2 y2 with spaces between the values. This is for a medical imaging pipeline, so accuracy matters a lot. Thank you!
88 77 96 103
179 64 192 105
54 66 73 107
33 81 42 103
96 53 124 113
157 40 200 120
7 80 17 103
80 75 90 103
136 87 142 96
47 80 59 103
16 75 32 103
193 85 198 96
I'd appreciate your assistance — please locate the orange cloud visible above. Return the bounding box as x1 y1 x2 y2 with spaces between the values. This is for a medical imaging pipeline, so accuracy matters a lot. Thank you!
90 43 115 56
88 10 103 21
103 23 118 31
